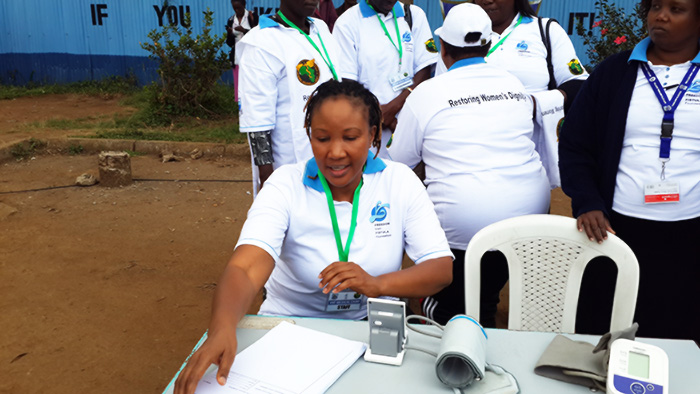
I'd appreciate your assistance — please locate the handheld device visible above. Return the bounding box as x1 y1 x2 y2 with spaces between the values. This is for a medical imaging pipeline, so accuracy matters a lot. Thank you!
364 298 407 366
607 339 669 394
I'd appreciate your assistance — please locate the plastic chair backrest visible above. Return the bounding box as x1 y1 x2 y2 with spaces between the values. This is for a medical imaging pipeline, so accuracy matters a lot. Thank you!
464 214 639 333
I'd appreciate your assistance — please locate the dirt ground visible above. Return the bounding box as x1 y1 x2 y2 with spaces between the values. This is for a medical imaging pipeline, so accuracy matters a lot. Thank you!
0 94 572 394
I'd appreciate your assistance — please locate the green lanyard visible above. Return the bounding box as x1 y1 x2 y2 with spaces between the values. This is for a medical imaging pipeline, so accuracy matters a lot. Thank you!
277 11 339 80
487 15 523 57
366 1 403 68
317 171 363 262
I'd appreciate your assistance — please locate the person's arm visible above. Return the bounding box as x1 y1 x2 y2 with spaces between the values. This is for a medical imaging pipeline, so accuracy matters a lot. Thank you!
173 245 275 394
248 131 274 189
547 20 588 111
559 59 618 243
225 18 236 48
332 11 360 81
381 65 431 131
238 43 284 191
388 97 423 168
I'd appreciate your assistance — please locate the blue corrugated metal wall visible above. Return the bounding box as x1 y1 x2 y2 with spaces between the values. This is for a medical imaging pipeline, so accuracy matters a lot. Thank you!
0 0 642 85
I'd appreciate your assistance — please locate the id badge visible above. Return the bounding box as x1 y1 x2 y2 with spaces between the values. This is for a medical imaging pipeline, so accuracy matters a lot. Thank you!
389 71 413 92
326 289 364 312
644 181 680 204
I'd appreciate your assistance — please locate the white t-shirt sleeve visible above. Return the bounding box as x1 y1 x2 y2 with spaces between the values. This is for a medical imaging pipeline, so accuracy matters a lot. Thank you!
388 101 423 168
409 5 439 73
399 167 453 263
332 12 360 81
235 168 293 261
238 44 285 133
547 20 588 86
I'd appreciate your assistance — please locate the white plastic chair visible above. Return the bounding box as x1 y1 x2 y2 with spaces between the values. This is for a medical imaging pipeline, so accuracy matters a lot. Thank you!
464 214 639 333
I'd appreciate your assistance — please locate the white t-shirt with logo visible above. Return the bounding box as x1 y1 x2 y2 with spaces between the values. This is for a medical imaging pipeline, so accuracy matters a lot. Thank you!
436 14 587 93
333 2 439 157
613 42 700 221
486 15 587 93
389 59 550 249
236 156 453 320
237 16 341 191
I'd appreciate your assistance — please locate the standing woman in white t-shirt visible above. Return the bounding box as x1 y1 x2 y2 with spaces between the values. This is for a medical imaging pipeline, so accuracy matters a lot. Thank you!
173 80 453 394
333 0 439 158
237 0 341 195
474 0 587 109
559 0 700 342
225 0 257 103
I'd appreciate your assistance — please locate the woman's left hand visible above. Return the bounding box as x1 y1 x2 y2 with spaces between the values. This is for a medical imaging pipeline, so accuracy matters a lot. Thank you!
318 261 383 298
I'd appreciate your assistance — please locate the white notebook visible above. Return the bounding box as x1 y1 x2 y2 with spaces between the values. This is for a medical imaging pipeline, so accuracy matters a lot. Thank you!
194 321 367 394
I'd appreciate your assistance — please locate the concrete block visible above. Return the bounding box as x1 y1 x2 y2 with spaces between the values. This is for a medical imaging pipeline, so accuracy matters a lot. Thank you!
98 151 132 187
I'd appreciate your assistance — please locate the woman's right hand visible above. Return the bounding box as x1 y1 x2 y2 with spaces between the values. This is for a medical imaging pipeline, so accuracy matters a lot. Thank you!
174 329 238 394
577 210 615 244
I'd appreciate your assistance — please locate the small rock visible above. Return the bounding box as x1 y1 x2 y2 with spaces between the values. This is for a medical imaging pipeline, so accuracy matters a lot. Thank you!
75 173 98 186
190 149 203 160
0 203 18 220
161 153 182 163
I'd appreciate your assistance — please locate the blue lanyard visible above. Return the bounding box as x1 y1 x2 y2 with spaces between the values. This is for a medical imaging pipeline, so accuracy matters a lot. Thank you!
639 63 699 161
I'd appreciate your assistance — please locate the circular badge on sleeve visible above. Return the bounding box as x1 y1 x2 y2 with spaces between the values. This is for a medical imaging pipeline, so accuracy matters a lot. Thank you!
296 59 320 85
567 59 584 75
425 38 438 53
556 117 565 141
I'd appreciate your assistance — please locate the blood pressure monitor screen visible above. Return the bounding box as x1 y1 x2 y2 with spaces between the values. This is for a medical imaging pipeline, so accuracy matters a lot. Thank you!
628 351 650 379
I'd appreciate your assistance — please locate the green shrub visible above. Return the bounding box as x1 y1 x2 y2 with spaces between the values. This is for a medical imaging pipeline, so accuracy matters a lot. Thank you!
68 144 85 155
576 0 647 69
10 138 46 160
140 6 231 121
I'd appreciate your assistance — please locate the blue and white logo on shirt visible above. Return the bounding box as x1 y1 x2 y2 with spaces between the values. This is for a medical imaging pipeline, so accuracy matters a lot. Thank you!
516 41 528 51
688 80 700 93
402 31 412 42
369 201 390 223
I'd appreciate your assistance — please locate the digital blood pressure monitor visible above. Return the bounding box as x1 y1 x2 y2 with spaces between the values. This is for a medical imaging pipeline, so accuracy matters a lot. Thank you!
607 339 669 394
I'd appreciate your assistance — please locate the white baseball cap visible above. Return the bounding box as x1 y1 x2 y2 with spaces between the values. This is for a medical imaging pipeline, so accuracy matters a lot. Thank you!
434 3 492 48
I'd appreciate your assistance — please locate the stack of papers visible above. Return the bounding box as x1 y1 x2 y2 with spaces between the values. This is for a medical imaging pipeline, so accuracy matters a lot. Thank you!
194 321 367 394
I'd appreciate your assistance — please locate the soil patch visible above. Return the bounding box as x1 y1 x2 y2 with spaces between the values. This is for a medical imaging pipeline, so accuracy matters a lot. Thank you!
0 94 136 147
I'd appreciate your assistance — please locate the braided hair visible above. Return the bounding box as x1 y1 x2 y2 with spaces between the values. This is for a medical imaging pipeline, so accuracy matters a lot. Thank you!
304 79 384 155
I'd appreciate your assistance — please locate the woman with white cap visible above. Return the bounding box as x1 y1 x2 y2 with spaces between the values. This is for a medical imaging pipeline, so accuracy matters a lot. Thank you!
390 2 550 326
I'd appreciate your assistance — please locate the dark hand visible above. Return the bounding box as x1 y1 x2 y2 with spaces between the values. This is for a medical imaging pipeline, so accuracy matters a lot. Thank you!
318 261 382 298
174 330 238 394
234 26 246 33
577 210 615 244
380 101 402 131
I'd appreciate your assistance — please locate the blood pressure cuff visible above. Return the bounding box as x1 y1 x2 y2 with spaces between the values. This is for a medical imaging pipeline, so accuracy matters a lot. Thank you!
534 323 638 388
435 316 487 388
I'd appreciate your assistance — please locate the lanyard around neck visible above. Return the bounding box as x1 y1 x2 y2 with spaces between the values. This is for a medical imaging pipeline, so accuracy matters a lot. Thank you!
317 171 363 262
639 62 699 163
277 11 339 80
487 15 523 57
366 1 403 67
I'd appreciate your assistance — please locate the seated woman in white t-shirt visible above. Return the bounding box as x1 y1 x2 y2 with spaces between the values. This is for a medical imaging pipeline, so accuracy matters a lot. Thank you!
174 79 454 394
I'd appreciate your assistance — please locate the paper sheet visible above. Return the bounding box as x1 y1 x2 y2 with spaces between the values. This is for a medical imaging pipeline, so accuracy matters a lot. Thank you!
194 321 367 394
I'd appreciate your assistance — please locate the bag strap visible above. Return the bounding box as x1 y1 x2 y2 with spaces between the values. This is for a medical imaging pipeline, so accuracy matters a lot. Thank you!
537 17 557 90
404 3 413 30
